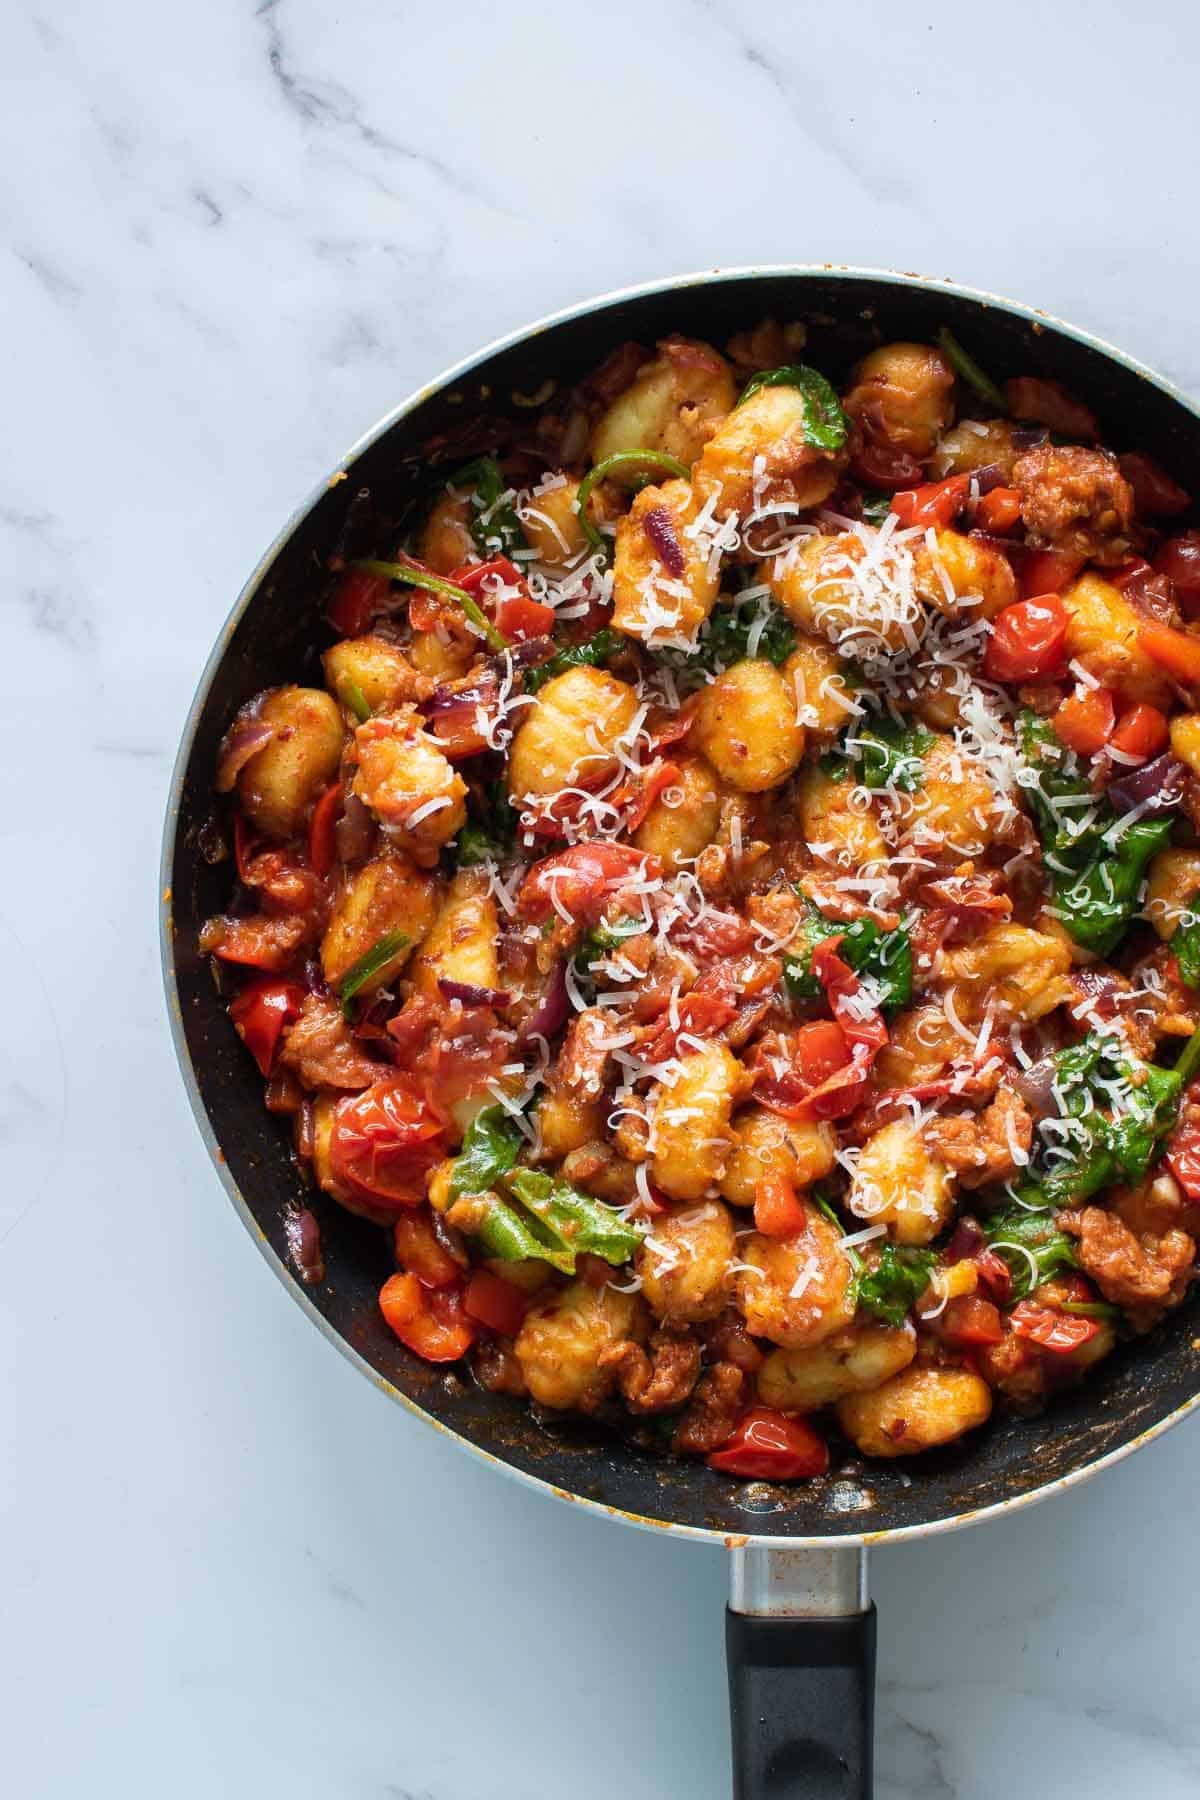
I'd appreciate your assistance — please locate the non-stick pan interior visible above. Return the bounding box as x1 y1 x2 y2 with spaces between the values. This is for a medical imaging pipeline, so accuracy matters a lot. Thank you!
164 269 1200 1543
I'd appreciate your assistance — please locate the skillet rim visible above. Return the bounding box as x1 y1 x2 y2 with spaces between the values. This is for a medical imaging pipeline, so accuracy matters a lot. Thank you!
160 262 1200 1550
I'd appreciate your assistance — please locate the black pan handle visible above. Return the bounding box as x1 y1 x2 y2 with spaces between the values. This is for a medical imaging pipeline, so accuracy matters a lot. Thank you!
726 1547 874 1799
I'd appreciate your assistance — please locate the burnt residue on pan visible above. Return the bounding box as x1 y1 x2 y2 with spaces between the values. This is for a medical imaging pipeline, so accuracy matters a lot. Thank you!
164 269 1200 1544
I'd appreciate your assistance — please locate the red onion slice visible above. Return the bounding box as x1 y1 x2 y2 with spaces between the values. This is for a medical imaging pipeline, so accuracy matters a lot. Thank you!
216 713 274 792
518 961 568 1043
334 791 376 864
643 506 687 578
1106 752 1186 816
438 978 513 1008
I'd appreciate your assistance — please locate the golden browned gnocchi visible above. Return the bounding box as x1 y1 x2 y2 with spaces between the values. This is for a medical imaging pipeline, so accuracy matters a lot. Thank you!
507 665 639 802
236 685 345 840
590 336 735 473
652 1042 750 1201
694 659 805 792
758 1323 916 1412
633 753 723 869
735 1208 857 1350
320 852 439 990
836 1366 993 1458
720 1108 837 1207
693 383 848 520
637 1200 738 1323
409 868 500 999
843 341 955 456
849 1120 954 1246
612 479 721 646
514 1282 649 1411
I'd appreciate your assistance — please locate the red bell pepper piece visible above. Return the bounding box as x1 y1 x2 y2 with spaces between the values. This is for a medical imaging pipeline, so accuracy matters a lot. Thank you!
753 1174 807 1239
229 977 305 1076
329 567 392 637
463 1269 530 1336
1020 549 1085 598
976 486 1022 533
707 1408 829 1481
449 558 555 642
1139 622 1200 686
889 474 970 531
308 782 342 877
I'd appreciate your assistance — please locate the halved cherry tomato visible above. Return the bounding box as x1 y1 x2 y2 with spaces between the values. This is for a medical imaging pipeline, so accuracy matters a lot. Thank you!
229 978 305 1076
1109 703 1169 762
329 567 392 637
308 782 342 878
976 486 1022 533
889 474 970 531
1119 452 1191 518
611 759 682 833
1139 621 1200 685
1155 531 1200 602
1010 1301 1101 1353
379 1272 475 1363
330 1078 446 1209
983 594 1069 682
940 1295 1004 1347
464 1269 530 1336
1051 684 1115 756
393 1208 460 1288
449 558 555 642
707 1408 829 1481
810 941 888 1057
754 1174 806 1239
792 1020 852 1086
517 843 661 926
1021 549 1085 598
849 442 924 490
1166 1096 1200 1199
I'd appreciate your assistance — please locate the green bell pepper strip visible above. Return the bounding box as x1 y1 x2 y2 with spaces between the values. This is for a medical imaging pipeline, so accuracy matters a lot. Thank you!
574 449 691 558
353 558 509 653
935 327 1007 412
337 676 371 723
336 929 409 1019
735 365 850 452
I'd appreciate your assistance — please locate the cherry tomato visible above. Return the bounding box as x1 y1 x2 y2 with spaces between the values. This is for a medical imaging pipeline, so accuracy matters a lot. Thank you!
379 1272 475 1363
754 1174 806 1239
1004 377 1098 441
810 941 888 1057
849 442 924 490
1155 531 1200 600
308 782 343 877
708 1408 830 1481
517 843 661 926
940 1295 1004 1347
464 1269 530 1336
1020 549 1085 598
1118 452 1191 518
329 567 391 636
889 475 970 530
1139 622 1200 686
612 759 682 833
1166 1115 1200 1199
983 594 1069 682
330 1078 446 1209
976 486 1022 533
1109 703 1169 763
1051 684 1114 756
1010 1301 1101 1353
393 1208 460 1288
229 978 304 1076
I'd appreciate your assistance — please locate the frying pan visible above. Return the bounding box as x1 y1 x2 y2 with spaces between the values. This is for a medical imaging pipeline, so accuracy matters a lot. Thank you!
161 267 1200 1798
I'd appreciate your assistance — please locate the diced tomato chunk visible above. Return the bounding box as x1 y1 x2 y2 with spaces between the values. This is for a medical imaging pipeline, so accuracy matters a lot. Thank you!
229 978 305 1076
889 475 970 530
940 1295 1004 1347
1139 622 1200 686
1020 549 1085 598
330 567 391 636
792 1020 852 1086
976 486 1022 533
308 782 342 877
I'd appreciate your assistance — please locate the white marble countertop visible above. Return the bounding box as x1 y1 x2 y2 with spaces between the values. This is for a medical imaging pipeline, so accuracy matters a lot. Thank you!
5 2 1200 1794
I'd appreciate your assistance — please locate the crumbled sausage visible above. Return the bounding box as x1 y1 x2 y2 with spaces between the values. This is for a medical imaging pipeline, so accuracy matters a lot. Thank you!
922 1089 1033 1190
672 1362 747 1454
279 994 390 1090
599 1329 702 1414
1013 444 1135 566
1062 1204 1194 1326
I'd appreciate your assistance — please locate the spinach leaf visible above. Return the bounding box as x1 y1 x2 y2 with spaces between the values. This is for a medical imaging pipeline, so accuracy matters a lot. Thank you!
1015 1035 1183 1208
1052 816 1174 956
449 1105 524 1199
854 717 935 792
523 627 621 694
508 1170 645 1268
736 365 850 452
982 1206 1078 1300
856 1246 936 1326
783 902 912 1015
454 790 519 867
696 595 797 671
1168 889 1200 989
450 455 528 560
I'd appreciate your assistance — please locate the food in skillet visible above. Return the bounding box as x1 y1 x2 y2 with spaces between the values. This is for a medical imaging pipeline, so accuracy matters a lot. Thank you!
203 319 1200 1482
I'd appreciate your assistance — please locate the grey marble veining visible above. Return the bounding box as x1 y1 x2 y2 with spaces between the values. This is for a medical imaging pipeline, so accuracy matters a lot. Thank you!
3 1 1200 1795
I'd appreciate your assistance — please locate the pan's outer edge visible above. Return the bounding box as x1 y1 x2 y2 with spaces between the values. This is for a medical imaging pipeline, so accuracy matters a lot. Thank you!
160 262 1200 1551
